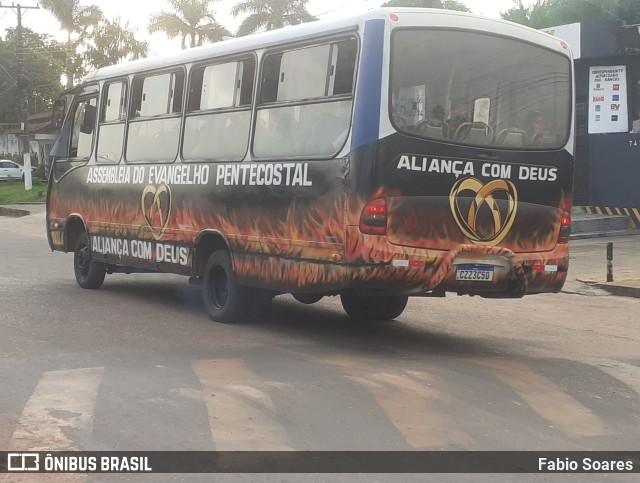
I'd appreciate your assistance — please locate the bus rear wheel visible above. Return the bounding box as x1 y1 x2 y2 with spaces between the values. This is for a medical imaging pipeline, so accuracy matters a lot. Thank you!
292 293 323 304
202 250 271 323
73 232 106 289
340 292 408 321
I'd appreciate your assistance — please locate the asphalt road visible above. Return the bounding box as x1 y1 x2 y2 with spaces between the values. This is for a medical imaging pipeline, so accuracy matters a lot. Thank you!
1 211 639 482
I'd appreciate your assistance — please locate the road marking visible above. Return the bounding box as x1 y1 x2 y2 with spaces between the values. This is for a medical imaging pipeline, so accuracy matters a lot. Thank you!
9 367 104 451
472 358 610 437
192 359 291 450
349 371 473 448
6 368 103 482
320 355 472 448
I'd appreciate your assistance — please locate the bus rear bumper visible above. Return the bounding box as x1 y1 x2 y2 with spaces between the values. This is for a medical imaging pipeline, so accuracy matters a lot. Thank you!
342 255 568 298
343 228 569 297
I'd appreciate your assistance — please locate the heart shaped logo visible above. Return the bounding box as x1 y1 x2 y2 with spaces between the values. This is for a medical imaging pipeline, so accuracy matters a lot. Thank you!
141 184 172 240
449 178 518 246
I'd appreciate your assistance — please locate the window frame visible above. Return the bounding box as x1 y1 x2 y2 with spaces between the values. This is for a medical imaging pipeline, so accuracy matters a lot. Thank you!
186 54 256 113
129 68 185 120
96 78 129 164
257 36 358 109
125 66 186 164
182 53 258 163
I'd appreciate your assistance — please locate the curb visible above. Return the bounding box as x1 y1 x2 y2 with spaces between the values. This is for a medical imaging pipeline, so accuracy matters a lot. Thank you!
0 206 30 218
576 274 640 298
571 229 640 240
584 205 640 229
591 283 640 298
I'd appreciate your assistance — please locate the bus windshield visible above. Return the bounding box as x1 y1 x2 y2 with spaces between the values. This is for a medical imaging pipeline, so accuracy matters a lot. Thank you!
390 29 572 149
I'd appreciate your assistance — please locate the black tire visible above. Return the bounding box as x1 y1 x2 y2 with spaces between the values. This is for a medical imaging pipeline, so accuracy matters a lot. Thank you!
292 293 323 305
202 250 258 323
244 288 274 322
74 232 106 289
340 292 408 321
380 295 409 320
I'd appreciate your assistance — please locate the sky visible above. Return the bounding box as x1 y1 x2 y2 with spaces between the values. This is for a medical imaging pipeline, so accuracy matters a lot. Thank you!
0 0 519 56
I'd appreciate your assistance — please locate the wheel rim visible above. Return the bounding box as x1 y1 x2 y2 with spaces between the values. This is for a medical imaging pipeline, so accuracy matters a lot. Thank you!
207 265 229 310
76 245 91 279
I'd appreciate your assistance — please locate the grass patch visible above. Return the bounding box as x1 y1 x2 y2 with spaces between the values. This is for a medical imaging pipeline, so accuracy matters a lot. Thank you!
0 180 48 204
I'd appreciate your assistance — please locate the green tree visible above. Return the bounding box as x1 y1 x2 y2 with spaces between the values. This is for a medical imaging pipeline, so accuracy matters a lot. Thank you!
148 0 231 49
381 0 471 11
231 0 316 37
441 0 471 11
84 17 149 68
501 0 640 28
40 0 103 88
0 28 65 123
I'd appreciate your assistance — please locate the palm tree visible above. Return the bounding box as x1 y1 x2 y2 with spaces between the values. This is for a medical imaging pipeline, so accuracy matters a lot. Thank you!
148 0 231 50
231 0 317 37
40 0 103 88
85 18 149 69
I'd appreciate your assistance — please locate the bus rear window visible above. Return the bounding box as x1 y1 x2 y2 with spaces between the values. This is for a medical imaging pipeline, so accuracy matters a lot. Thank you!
390 29 572 149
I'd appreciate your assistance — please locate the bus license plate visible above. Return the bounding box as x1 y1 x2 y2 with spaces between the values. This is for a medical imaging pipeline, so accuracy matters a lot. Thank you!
456 265 494 282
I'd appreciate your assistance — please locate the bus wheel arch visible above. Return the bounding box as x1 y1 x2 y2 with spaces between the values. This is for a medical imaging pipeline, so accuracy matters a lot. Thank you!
193 231 230 278
64 215 87 253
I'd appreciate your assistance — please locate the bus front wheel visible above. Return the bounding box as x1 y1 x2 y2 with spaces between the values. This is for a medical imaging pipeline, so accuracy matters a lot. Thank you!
202 250 271 323
340 292 408 321
73 232 106 289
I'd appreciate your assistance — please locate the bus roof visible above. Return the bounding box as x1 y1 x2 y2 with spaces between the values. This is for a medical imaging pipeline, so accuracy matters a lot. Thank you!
81 8 569 85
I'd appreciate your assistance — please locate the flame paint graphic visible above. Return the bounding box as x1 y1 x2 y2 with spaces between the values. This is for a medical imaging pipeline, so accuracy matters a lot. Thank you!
48 176 568 295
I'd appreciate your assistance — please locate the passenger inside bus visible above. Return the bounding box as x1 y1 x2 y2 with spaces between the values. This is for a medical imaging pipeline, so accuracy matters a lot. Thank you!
254 110 298 157
445 98 470 139
523 109 555 146
269 111 294 149
524 110 545 136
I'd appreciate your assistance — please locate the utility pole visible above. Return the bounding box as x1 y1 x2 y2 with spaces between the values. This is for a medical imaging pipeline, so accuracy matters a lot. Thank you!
0 2 40 189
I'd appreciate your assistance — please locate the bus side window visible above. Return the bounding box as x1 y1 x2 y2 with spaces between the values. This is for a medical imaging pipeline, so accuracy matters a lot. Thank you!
254 38 356 159
183 58 255 162
332 38 357 95
97 81 128 163
126 70 184 163
260 54 283 104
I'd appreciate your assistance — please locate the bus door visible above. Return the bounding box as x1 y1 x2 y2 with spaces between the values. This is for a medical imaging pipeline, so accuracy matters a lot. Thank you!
47 85 99 252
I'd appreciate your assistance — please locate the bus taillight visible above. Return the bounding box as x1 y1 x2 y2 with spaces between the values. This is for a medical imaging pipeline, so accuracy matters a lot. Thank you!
558 211 571 244
359 198 387 236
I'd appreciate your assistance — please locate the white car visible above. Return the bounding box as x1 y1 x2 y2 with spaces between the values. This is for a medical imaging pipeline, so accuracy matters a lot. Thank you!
0 159 32 181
